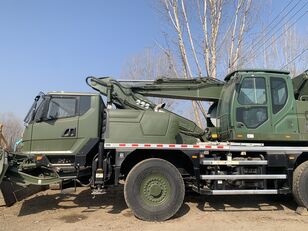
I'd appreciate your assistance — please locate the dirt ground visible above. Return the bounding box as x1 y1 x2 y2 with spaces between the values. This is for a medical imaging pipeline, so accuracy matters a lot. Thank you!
0 186 308 231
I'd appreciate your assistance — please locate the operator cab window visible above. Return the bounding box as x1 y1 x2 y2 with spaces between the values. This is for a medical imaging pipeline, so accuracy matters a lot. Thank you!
270 77 287 114
238 77 266 105
236 77 268 128
47 97 77 119
236 107 268 128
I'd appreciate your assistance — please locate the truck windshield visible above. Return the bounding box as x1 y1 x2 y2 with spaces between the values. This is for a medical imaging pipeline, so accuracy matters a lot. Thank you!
24 92 45 124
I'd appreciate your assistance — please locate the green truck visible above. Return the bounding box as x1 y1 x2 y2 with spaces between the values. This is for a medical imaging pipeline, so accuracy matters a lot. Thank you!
1 69 308 221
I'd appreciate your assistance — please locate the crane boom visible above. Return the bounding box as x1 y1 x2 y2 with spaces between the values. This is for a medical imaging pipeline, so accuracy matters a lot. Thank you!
125 77 224 101
87 76 224 109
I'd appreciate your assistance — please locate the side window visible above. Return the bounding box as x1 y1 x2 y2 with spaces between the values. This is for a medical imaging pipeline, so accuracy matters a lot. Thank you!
47 97 77 119
270 77 287 114
79 96 91 115
238 78 266 105
34 98 48 121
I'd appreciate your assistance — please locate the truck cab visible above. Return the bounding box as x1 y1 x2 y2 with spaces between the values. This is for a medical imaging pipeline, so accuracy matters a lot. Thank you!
21 92 103 166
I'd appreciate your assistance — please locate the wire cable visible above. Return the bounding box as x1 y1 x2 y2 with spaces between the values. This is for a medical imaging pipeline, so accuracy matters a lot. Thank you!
232 2 308 67
244 0 301 52
248 9 308 65
280 48 308 70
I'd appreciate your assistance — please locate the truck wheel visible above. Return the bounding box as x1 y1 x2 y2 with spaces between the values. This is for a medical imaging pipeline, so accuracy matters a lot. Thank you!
124 158 185 221
293 161 308 208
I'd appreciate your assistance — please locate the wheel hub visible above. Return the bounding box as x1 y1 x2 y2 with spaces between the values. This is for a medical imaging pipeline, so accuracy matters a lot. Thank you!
149 184 162 197
140 174 171 206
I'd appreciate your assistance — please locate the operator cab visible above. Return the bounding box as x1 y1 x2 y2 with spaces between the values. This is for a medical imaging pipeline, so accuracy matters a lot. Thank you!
216 69 301 142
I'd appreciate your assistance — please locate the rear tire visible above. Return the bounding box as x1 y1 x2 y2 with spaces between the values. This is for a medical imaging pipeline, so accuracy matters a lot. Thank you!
124 158 185 221
293 161 308 208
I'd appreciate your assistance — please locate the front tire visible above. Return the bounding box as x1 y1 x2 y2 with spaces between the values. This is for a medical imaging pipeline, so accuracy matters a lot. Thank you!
124 158 185 221
293 161 308 208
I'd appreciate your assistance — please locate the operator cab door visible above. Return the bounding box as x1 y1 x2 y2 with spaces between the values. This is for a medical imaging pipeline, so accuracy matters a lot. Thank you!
269 76 299 140
30 95 79 155
233 75 272 141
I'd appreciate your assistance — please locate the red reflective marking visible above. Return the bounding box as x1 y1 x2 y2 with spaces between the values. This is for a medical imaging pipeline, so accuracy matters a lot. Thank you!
119 144 126 147
169 144 175 148
157 144 163 148
132 144 139 147
217 145 224 149
181 144 188 148
144 144 151 147
193 145 200 148
205 145 212 148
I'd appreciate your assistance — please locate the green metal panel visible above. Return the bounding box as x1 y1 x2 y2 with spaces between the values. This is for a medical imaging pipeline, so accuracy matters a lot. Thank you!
296 101 308 141
21 124 32 152
140 111 170 136
106 109 180 144
30 116 79 154
217 77 236 141
106 108 201 144
76 95 101 152
292 70 308 100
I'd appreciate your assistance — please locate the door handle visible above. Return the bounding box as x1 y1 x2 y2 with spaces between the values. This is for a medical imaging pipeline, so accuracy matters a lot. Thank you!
62 128 76 137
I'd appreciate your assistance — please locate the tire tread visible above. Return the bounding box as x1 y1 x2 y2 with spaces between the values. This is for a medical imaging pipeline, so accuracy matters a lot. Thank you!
293 161 308 207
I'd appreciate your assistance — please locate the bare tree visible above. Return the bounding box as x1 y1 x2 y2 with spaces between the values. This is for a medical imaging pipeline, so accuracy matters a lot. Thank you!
276 25 308 76
162 0 255 78
0 113 24 150
120 48 179 109
0 124 9 150
227 0 252 72
160 0 255 127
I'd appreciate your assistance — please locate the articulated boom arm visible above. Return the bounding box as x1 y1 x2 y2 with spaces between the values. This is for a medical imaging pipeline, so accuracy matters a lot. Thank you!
128 77 224 101
87 76 224 110
87 77 156 110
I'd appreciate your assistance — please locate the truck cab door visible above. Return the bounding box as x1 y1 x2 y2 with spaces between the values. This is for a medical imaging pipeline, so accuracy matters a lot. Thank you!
233 76 272 141
30 95 79 156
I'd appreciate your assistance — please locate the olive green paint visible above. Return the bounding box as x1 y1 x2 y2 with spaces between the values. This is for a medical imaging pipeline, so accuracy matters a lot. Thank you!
3 69 308 186
21 70 308 156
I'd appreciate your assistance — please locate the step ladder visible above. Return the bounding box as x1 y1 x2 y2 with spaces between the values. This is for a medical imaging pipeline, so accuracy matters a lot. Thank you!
195 157 289 195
